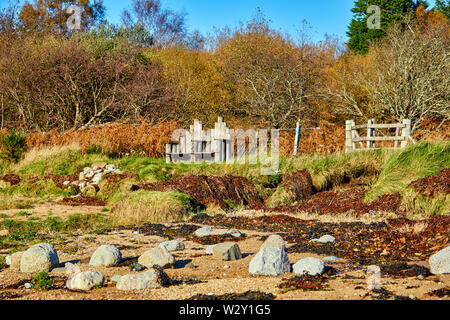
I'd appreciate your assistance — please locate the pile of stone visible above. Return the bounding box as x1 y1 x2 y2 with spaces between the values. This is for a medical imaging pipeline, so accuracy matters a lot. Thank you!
66 162 122 195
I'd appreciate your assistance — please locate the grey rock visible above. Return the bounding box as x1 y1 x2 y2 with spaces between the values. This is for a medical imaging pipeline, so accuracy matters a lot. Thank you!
212 242 242 261
66 271 105 291
195 226 213 237
91 173 103 185
24 283 33 289
159 240 185 252
105 164 118 172
116 269 170 291
249 247 291 277
311 235 335 244
5 255 11 266
323 256 340 262
20 243 59 273
130 263 146 272
261 235 286 250
89 245 122 267
9 252 24 271
138 246 175 269
429 246 450 275
111 275 122 283
206 245 216 255
293 258 325 276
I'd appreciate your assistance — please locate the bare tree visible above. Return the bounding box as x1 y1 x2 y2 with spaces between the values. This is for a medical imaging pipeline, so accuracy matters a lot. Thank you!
122 0 187 48
328 16 450 132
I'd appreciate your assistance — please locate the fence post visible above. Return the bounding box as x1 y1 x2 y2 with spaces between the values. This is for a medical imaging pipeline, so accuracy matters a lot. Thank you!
346 120 354 153
166 143 171 163
401 119 412 148
293 121 301 156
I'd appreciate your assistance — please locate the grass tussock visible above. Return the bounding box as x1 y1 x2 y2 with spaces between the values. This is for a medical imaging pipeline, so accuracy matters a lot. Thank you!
282 149 393 191
109 190 198 225
366 142 450 202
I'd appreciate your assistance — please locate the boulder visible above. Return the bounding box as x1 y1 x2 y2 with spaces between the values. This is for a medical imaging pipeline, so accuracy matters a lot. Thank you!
249 247 291 277
105 164 118 172
293 258 325 276
66 271 105 291
91 173 104 185
206 245 216 255
116 268 171 291
195 226 213 237
89 245 122 267
311 235 335 244
9 252 24 271
261 235 286 251
20 243 59 273
212 242 242 261
429 246 450 275
92 162 108 170
138 246 175 269
159 240 185 252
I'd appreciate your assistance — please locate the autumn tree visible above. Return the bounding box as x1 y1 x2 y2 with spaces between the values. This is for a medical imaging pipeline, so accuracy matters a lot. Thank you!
0 32 172 131
215 14 324 129
155 46 230 126
433 0 450 18
331 15 449 132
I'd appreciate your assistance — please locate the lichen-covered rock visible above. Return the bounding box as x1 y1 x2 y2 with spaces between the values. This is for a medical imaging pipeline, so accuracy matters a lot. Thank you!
293 258 325 276
261 235 286 251
138 246 175 269
429 246 450 275
116 268 171 291
311 235 335 244
20 243 59 273
159 240 185 252
206 245 216 255
66 271 105 291
195 226 213 237
89 245 122 267
9 252 24 271
249 247 291 276
212 242 242 261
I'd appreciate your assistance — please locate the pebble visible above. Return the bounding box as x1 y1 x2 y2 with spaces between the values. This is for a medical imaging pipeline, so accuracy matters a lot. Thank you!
24 283 33 289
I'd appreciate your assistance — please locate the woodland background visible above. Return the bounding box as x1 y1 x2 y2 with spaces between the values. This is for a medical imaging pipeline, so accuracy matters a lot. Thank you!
0 0 448 157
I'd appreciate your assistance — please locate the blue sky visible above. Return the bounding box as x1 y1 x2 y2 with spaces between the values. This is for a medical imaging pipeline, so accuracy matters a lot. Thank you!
1 0 438 42
104 0 356 42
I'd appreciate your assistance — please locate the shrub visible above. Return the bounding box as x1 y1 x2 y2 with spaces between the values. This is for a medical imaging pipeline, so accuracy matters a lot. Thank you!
0 129 27 162
32 272 53 291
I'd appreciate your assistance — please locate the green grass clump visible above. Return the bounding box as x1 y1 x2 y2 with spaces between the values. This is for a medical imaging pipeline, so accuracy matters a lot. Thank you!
32 272 53 291
0 213 111 246
366 142 450 202
281 149 392 191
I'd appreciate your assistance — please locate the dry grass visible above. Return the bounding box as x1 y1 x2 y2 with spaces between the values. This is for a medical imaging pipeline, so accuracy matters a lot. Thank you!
25 120 179 158
394 222 429 235
11 143 80 173
108 190 196 225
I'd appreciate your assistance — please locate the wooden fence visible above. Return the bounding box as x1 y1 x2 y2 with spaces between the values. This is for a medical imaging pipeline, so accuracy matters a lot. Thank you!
345 119 412 153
